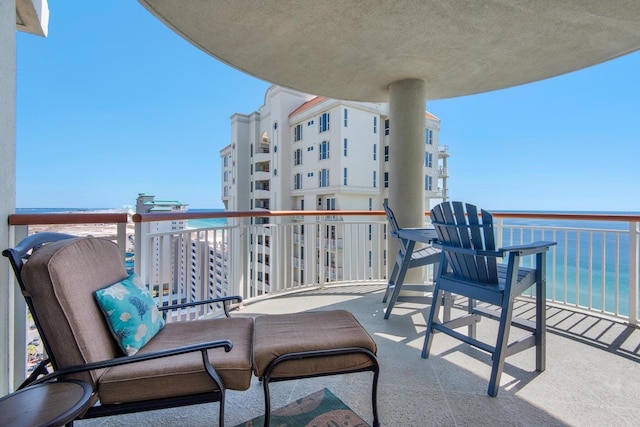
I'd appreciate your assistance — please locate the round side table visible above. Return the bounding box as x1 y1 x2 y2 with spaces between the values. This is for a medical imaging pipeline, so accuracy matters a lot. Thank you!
0 380 93 427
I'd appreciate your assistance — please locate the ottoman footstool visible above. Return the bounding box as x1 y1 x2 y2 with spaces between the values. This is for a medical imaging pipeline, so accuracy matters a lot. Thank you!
253 310 380 427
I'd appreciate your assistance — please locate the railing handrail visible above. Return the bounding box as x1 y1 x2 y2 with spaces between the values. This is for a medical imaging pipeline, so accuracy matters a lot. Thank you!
132 210 387 223
10 210 640 226
492 212 640 222
8 212 128 225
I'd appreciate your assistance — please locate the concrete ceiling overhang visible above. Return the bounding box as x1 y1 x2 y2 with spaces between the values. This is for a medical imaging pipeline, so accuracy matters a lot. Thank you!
138 0 640 102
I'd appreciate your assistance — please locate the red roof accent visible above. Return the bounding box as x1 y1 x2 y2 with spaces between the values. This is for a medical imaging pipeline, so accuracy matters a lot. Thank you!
289 96 326 118
425 111 440 121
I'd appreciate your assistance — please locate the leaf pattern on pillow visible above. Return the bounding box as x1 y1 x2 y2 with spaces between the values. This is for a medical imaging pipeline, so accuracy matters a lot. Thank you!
129 296 149 320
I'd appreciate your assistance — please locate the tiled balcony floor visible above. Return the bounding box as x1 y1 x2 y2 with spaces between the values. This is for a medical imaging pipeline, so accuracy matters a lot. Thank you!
78 283 639 426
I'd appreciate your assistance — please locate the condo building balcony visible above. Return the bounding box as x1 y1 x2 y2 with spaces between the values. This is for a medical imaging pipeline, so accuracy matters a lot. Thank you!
438 145 450 157
253 146 270 163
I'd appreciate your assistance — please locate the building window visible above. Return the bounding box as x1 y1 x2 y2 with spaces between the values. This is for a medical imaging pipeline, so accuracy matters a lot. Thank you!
344 138 348 156
344 108 348 127
426 128 433 145
368 224 372 240
425 175 433 191
373 171 377 188
294 173 302 190
384 145 389 162
307 120 314 126
373 143 377 161
343 168 348 185
319 112 330 133
294 124 303 142
274 122 278 129
425 152 433 168
294 148 303 165
326 198 336 210
373 116 377 134
223 171 228 182
384 172 389 188
319 169 330 187
369 198 372 211
384 119 389 135
319 140 330 160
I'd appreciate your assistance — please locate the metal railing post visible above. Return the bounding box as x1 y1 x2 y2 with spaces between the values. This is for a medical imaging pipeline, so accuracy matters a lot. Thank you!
116 222 126 264
629 221 638 326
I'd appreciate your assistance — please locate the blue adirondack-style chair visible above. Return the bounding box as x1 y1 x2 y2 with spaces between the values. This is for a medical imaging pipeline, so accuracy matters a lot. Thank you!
422 201 556 396
382 202 441 319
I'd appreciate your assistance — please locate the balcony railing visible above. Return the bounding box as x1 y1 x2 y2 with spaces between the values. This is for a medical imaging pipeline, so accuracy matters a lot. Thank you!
8 209 639 326
132 210 388 309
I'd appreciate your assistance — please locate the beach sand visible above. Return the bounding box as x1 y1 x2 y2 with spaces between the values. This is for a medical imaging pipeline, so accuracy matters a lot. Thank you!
29 222 136 253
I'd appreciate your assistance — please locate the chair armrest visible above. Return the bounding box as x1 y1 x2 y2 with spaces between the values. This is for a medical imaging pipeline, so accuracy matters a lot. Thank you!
29 339 233 387
158 295 243 318
432 242 503 258
499 241 556 256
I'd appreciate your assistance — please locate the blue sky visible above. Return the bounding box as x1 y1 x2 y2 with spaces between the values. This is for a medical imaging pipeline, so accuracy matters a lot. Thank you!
16 2 640 212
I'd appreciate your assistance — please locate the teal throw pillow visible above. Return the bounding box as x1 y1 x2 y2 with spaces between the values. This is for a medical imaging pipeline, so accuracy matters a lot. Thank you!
95 273 165 355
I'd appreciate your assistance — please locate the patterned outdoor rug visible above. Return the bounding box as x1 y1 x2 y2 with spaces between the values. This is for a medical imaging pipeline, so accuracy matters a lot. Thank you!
234 388 369 427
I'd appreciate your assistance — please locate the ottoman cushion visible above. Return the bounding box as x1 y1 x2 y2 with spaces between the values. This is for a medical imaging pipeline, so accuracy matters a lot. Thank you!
253 310 377 378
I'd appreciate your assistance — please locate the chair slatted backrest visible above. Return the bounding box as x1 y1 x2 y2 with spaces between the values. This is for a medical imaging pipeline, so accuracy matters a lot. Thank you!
383 202 405 250
431 201 499 284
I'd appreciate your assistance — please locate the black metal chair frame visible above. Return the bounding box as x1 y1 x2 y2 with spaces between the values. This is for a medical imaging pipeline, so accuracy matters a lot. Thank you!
3 232 243 426
260 347 379 427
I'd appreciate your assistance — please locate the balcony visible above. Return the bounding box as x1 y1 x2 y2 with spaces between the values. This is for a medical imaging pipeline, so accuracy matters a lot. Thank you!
4 209 640 426
76 283 639 426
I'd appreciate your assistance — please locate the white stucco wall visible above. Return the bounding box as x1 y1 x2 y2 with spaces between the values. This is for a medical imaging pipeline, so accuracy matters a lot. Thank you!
0 0 17 395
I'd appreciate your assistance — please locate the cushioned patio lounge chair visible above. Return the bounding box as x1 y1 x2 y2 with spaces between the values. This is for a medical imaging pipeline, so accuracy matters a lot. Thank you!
3 233 253 426
422 202 555 396
5 233 380 426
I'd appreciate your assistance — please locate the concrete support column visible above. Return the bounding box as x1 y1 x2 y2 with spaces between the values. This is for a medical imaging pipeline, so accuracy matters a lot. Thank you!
388 79 427 285
0 0 17 394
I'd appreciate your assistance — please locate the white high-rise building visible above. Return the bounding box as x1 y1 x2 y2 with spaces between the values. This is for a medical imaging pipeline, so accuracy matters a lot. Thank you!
222 86 447 213
135 193 188 295
220 85 449 292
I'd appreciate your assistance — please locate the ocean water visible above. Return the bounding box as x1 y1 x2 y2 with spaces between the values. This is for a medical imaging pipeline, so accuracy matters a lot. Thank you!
501 216 638 317
186 208 227 229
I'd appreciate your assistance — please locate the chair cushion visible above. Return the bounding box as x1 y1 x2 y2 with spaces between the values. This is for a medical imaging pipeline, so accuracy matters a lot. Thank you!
253 310 377 379
98 317 254 404
95 273 165 356
20 237 128 387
